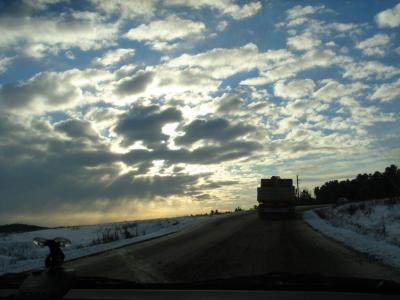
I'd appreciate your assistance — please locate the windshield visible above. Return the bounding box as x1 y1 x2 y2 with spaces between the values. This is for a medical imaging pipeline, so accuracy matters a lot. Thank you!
1 0 400 290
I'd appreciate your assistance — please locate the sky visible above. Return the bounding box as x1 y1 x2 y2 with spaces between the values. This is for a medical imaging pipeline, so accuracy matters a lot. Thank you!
0 0 399 226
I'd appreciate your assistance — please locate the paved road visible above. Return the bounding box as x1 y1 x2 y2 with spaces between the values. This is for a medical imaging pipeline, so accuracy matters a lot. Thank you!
66 207 400 283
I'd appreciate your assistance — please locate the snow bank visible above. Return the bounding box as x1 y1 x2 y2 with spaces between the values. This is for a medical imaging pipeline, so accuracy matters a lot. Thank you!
304 198 400 270
0 214 230 275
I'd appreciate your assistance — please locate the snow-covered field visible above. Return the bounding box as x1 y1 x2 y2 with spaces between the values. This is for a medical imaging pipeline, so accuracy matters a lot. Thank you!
304 198 400 270
0 214 229 275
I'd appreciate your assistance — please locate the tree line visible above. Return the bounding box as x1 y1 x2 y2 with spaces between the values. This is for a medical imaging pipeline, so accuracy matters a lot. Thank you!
313 164 400 203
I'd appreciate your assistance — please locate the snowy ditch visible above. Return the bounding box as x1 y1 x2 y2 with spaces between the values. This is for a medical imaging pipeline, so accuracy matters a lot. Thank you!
0 214 230 275
304 198 400 270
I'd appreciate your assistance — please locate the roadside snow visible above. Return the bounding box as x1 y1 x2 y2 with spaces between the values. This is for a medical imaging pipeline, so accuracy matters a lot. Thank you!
304 198 400 270
0 214 230 275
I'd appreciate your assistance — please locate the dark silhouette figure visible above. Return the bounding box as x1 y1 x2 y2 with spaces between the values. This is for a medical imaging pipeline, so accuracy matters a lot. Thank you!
16 237 75 299
44 239 65 268
33 237 71 269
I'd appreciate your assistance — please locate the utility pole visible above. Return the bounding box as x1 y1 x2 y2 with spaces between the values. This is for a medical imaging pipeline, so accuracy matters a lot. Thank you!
296 175 300 199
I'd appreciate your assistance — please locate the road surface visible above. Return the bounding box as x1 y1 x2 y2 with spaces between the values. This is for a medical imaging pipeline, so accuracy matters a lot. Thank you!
66 207 400 283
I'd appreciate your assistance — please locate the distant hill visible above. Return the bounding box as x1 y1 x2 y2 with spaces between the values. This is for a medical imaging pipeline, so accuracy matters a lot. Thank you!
0 223 49 234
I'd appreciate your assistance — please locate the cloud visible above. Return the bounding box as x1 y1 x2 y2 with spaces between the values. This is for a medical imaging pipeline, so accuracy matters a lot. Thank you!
338 97 396 126
312 21 362 36
197 180 238 190
284 4 360 34
217 20 228 31
65 50 75 60
342 61 400 80
370 79 400 102
84 106 122 130
216 92 245 113
0 153 202 215
102 63 219 106
114 70 154 96
281 98 327 118
0 56 13 74
228 1 262 20
167 43 262 79
168 44 345 88
259 49 349 84
114 104 182 147
153 66 218 97
282 5 365 57
54 119 99 141
124 15 206 50
90 0 157 18
266 122 374 160
0 0 60 18
175 118 254 145
123 140 262 165
282 5 365 61
287 32 321 50
93 0 261 26
286 4 327 21
313 80 368 101
0 112 208 218
0 71 82 112
93 48 135 66
375 3 400 28
0 9 119 56
240 76 271 86
0 68 112 113
165 0 262 20
274 79 315 99
356 34 390 56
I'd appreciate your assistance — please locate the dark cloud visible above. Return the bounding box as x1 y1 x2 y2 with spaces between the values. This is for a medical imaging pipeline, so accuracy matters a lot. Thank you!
0 148 201 215
0 0 36 18
102 173 201 200
175 118 254 145
0 72 79 111
198 180 239 189
115 70 154 95
55 119 99 141
115 104 182 147
158 68 214 88
266 139 339 155
194 193 211 201
0 114 24 139
0 115 202 216
85 107 119 123
217 94 244 113
0 109 261 219
123 140 262 165
172 165 185 173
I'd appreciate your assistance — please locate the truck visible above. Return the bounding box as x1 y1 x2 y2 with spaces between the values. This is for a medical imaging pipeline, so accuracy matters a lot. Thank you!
257 176 296 218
